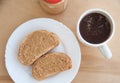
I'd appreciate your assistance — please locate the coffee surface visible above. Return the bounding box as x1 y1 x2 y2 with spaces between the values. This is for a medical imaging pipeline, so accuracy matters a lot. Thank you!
80 13 111 44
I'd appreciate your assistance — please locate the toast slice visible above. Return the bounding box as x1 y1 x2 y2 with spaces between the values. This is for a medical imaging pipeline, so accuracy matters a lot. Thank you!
32 52 72 80
18 30 59 66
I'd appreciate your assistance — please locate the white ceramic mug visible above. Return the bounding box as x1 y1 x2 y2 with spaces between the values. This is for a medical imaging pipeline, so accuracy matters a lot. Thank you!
77 9 115 59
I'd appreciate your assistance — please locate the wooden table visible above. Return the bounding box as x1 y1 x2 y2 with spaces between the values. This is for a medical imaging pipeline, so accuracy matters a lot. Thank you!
0 0 120 83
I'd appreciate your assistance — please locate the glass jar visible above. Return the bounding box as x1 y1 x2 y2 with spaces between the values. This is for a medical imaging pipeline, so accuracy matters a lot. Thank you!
39 0 68 14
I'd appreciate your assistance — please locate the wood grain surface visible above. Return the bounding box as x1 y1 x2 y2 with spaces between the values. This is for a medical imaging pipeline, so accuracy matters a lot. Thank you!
0 0 120 83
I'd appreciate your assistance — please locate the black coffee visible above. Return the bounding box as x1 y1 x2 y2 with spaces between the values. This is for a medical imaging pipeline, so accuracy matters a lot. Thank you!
80 13 111 44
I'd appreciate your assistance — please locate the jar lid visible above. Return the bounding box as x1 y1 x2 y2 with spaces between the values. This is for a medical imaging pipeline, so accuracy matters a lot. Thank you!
44 0 62 4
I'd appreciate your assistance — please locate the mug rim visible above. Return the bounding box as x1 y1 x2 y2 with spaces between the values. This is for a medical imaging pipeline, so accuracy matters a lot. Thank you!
77 8 115 47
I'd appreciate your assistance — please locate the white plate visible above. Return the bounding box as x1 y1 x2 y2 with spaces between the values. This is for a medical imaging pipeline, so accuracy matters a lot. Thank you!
5 18 81 83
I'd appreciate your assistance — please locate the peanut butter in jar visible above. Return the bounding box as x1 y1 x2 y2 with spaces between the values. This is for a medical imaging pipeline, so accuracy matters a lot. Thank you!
39 0 68 14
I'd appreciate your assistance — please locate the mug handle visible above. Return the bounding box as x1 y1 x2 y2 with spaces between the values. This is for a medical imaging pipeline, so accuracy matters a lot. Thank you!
98 44 112 59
